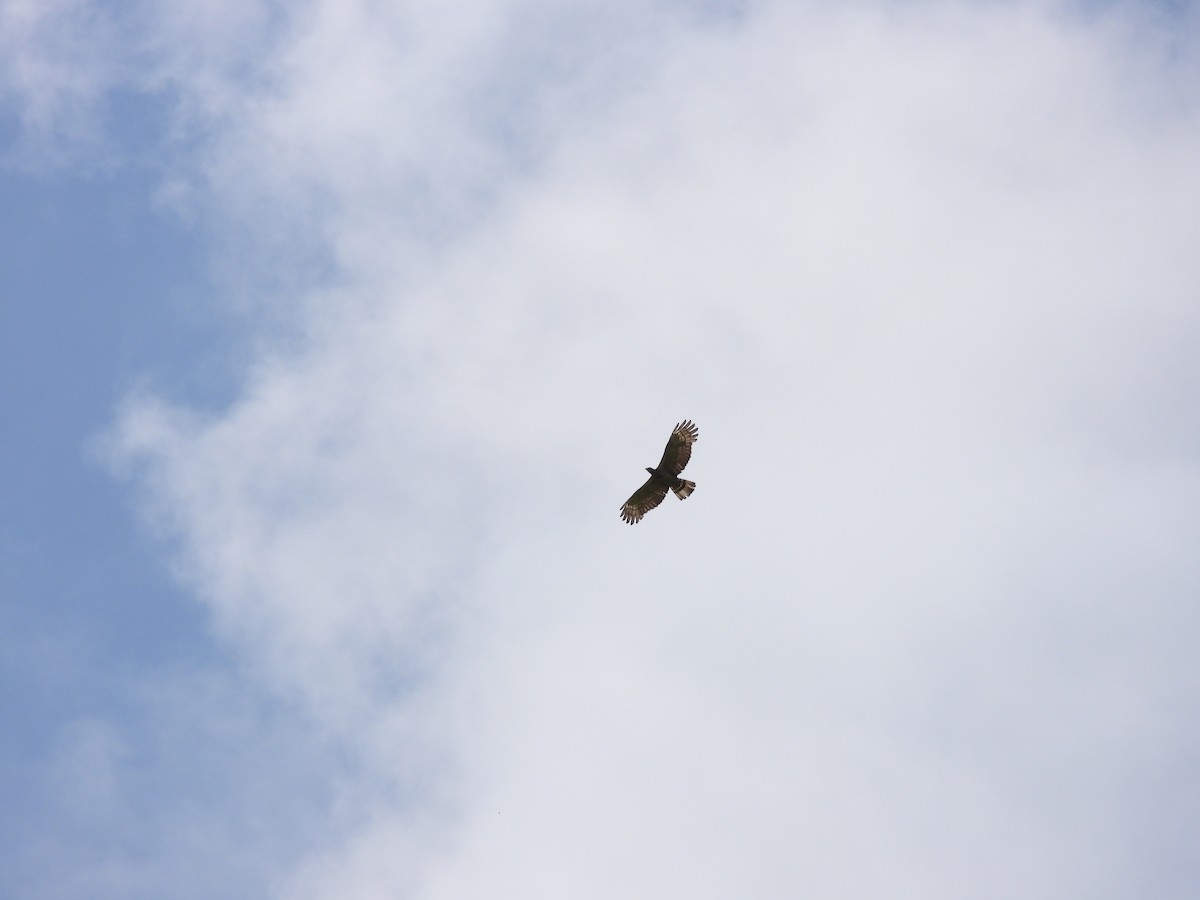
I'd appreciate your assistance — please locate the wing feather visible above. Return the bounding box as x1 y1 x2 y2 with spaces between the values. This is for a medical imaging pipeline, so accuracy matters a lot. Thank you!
620 476 669 525
655 419 699 476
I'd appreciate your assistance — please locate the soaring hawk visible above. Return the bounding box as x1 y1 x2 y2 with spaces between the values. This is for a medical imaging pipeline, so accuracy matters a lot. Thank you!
619 420 699 524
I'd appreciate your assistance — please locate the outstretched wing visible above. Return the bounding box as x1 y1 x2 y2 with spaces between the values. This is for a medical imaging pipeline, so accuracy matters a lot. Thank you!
620 475 669 525
655 419 699 476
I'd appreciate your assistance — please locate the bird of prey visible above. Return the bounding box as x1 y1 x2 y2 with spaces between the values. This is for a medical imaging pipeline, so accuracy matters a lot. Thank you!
620 420 699 524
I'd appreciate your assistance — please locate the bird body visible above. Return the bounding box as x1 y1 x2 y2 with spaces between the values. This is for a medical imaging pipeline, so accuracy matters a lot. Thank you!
645 465 695 497
620 420 699 524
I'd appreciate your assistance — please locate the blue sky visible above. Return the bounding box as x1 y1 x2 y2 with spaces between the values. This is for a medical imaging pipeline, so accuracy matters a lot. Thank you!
4 1 1200 898
1 141 193 751
0 96 257 892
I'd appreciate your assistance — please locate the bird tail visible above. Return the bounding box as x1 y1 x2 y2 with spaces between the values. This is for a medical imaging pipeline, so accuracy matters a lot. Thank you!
672 479 696 500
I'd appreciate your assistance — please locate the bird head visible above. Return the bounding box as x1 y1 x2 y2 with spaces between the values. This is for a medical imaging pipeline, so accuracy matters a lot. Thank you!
645 467 655 475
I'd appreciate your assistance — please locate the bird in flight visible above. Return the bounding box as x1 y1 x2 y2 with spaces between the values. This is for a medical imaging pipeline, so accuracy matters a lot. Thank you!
620 420 699 524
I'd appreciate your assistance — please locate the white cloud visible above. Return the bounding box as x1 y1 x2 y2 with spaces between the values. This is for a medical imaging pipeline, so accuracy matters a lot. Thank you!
105 1 1200 898
0 0 289 173
0 0 121 163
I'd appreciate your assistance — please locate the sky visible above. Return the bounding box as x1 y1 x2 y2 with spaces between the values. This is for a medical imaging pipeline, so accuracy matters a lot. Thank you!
3 0 1200 897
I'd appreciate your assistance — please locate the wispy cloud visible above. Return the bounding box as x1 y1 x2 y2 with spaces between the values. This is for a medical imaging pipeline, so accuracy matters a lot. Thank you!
0 0 124 165
32 0 1200 896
